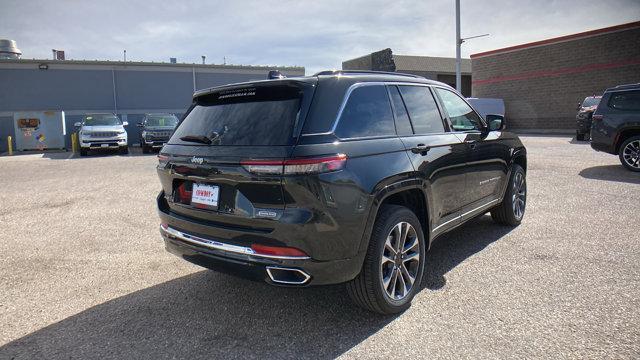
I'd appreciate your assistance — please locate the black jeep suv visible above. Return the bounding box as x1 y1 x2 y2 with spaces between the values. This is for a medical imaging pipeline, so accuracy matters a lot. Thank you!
156 71 527 314
137 113 179 153
591 83 640 172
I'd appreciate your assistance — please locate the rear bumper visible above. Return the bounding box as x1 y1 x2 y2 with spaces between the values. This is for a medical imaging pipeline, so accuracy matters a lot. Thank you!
590 130 616 154
157 194 363 286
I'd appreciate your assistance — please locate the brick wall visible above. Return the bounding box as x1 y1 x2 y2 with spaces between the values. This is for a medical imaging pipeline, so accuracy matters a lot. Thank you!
472 24 640 130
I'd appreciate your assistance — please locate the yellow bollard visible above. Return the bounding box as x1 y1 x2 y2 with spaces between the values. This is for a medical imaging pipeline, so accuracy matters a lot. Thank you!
7 136 13 156
71 132 78 153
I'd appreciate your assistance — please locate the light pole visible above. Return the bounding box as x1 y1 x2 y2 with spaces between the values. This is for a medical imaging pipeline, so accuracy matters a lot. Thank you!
455 0 489 93
455 0 461 93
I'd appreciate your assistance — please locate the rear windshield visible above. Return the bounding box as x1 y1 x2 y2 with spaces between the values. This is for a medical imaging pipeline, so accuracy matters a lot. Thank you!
170 84 303 146
84 114 121 126
146 115 178 127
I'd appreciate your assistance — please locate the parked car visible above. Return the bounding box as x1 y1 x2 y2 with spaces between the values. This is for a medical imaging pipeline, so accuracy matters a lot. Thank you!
591 83 640 172
137 113 179 153
75 113 128 156
156 70 528 314
575 95 602 141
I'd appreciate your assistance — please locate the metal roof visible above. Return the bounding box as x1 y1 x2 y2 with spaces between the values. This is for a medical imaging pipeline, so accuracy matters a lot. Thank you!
0 58 304 71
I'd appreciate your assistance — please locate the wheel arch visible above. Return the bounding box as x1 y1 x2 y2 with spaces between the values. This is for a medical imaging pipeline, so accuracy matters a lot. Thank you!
615 127 640 154
357 180 431 257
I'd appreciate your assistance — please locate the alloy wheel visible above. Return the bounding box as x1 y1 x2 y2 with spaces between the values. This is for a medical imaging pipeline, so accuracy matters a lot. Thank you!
380 222 420 301
622 140 640 169
512 172 526 220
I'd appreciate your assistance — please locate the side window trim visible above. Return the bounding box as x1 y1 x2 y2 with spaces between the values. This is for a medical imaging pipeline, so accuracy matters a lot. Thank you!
301 81 468 138
432 86 486 133
386 85 415 135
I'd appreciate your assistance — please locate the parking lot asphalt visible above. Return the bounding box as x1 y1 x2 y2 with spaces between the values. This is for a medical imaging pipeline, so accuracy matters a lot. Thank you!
0 136 639 359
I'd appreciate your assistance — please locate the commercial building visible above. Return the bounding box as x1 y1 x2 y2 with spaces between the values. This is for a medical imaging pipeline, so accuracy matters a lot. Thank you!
342 48 472 96
0 58 304 152
471 21 640 130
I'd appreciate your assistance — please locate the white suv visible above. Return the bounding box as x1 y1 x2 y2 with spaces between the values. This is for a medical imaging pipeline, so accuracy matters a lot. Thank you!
75 113 129 156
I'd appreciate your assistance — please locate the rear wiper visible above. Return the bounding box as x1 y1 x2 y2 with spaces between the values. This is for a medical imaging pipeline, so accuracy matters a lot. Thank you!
179 135 212 144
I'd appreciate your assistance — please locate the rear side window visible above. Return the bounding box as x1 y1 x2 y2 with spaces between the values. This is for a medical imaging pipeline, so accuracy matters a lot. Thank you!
335 85 395 139
388 86 413 136
398 86 445 134
170 85 302 146
435 88 483 131
609 90 640 111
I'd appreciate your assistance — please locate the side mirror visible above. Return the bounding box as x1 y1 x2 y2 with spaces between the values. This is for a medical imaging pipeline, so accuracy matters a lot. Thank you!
122 121 129 126
74 122 81 127
576 102 582 111
486 114 505 131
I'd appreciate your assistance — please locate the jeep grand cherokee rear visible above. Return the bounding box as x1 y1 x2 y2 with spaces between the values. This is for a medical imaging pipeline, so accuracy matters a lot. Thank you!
157 72 527 314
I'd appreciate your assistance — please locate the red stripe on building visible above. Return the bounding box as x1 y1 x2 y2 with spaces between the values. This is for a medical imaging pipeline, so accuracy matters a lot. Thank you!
470 21 640 59
472 59 640 86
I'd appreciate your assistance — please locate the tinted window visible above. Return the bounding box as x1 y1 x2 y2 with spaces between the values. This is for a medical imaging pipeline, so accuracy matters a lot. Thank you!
170 85 302 146
388 86 413 136
435 88 483 131
609 90 640 111
146 115 178 127
398 86 444 134
335 85 395 138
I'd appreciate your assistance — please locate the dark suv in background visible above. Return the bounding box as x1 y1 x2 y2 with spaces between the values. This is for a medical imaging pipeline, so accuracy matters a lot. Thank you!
138 113 179 153
591 83 640 172
575 95 601 141
156 71 528 314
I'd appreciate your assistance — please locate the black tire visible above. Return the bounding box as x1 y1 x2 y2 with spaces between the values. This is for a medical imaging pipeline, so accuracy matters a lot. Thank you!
491 164 526 226
142 144 150 154
79 149 88 156
119 147 129 155
576 131 585 141
346 204 426 315
618 135 640 172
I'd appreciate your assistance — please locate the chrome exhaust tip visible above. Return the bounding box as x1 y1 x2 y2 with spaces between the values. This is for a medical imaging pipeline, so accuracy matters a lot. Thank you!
266 266 311 285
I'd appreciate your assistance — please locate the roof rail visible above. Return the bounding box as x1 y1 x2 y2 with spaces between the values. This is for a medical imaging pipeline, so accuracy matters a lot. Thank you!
313 70 423 79
606 83 640 92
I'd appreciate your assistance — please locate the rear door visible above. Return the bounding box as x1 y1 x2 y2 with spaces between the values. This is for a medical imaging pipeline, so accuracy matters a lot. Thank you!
389 84 468 236
158 80 316 229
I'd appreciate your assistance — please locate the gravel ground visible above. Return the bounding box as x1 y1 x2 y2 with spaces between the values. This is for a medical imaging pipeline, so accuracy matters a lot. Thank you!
0 136 638 359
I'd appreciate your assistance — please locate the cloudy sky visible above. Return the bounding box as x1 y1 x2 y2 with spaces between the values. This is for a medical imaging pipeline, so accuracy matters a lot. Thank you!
2 0 639 74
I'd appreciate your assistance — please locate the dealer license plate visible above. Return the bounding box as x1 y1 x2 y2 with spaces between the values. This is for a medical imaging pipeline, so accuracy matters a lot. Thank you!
191 183 219 208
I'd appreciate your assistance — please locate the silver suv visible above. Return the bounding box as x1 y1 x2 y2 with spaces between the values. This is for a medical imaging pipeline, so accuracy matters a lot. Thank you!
75 113 129 156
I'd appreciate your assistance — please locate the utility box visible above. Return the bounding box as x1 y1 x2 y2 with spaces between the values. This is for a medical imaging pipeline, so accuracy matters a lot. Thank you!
13 111 67 151
13 111 66 151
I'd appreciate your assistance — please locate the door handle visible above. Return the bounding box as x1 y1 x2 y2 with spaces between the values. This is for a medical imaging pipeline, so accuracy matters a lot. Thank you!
411 144 430 154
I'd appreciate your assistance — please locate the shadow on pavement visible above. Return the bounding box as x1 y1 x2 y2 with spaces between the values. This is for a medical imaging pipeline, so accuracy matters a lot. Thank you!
0 272 394 359
422 215 513 290
0 215 513 359
579 165 640 184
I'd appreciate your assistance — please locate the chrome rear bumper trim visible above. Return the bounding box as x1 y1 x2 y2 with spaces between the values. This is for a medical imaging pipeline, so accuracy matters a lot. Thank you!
160 225 311 260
